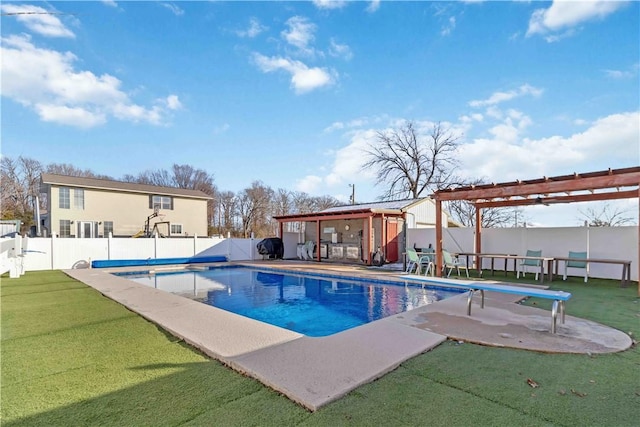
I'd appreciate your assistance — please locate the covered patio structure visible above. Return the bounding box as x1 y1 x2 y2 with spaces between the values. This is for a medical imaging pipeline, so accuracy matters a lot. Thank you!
431 167 640 295
274 203 407 265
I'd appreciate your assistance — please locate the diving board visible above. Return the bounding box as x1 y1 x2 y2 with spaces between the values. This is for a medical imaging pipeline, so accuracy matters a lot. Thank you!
400 275 571 334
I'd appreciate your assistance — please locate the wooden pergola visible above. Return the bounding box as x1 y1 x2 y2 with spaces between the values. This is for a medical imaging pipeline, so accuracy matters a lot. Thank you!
431 166 640 295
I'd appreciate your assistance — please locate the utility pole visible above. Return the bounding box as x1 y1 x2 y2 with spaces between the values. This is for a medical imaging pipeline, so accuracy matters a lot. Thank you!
349 184 355 205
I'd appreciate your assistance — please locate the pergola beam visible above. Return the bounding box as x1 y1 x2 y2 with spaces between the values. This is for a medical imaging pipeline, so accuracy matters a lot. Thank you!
474 189 638 208
436 167 640 201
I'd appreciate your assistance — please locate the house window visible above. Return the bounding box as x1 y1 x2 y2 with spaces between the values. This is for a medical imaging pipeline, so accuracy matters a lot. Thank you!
103 221 113 237
59 188 70 209
59 220 71 237
150 195 173 210
74 189 84 209
170 224 182 235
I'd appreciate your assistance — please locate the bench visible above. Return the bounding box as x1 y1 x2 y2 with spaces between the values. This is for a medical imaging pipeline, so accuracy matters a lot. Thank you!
553 257 632 287
400 275 572 334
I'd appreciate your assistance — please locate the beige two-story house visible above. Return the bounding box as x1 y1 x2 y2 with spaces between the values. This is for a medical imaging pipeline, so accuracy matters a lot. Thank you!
40 173 212 238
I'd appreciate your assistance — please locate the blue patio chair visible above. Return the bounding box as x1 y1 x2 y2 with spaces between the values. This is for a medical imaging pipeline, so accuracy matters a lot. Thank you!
517 249 542 281
563 251 588 283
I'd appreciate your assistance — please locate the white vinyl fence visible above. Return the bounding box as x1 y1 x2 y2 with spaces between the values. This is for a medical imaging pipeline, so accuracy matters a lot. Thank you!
407 226 638 281
1 226 638 281
1 235 257 272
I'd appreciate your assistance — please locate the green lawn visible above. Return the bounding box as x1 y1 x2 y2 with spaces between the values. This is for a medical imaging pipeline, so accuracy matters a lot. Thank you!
2 270 638 426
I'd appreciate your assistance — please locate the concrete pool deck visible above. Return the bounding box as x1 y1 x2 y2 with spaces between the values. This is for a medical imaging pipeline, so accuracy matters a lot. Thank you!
65 261 633 411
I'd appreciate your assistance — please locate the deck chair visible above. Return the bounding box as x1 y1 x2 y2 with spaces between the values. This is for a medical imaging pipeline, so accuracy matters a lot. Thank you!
405 248 432 274
305 241 315 260
517 249 542 281
563 251 588 283
442 250 469 278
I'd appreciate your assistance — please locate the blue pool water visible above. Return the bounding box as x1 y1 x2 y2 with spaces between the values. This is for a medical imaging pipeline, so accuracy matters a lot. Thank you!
121 266 463 337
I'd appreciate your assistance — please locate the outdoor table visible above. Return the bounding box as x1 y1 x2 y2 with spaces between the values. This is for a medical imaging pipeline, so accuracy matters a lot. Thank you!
456 252 517 277
455 253 554 285
553 257 632 287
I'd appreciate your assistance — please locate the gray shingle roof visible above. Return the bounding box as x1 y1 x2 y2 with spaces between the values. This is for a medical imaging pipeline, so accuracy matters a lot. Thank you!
40 173 212 199
320 198 427 213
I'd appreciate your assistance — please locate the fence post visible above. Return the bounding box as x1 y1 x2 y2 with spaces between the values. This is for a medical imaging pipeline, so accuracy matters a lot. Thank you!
193 234 197 256
50 233 56 270
108 232 113 260
154 233 158 259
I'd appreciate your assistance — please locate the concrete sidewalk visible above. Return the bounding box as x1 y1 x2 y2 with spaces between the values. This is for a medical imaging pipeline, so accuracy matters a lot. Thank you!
66 262 633 411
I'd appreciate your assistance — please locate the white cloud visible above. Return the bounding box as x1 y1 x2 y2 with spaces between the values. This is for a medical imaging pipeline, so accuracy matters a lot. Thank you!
604 64 639 79
281 16 316 55
323 115 388 133
441 16 456 36
213 123 230 135
165 95 182 110
457 111 640 183
366 1 381 13
324 121 345 133
0 4 75 38
161 2 184 16
35 104 106 128
469 84 543 108
312 0 347 10
328 38 352 60
296 175 323 193
527 1 625 39
236 17 267 38
1 34 179 128
326 129 378 183
101 0 118 7
252 53 335 94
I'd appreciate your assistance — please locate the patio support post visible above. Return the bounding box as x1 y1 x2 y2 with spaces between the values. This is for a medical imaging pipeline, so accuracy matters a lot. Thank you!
367 215 373 265
475 205 482 272
435 198 443 277
381 214 387 261
315 220 321 262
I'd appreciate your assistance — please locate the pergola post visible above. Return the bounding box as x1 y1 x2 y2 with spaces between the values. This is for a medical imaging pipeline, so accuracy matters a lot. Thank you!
475 205 482 273
435 199 443 277
315 220 321 262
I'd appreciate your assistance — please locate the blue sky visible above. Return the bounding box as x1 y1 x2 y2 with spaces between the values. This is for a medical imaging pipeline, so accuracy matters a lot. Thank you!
2 0 639 226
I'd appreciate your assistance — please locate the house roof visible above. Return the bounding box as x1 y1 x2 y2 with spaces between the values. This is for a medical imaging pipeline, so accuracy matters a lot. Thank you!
40 173 213 200
319 198 428 214
273 198 433 221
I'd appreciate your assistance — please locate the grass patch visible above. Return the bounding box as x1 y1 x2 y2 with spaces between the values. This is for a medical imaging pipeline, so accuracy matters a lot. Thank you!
2 270 639 426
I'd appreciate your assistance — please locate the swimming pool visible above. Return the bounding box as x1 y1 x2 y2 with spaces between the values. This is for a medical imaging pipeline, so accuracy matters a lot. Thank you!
121 266 463 337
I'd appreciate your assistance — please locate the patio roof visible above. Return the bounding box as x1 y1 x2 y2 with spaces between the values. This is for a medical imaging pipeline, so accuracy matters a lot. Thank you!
430 166 640 295
433 166 640 208
273 198 423 222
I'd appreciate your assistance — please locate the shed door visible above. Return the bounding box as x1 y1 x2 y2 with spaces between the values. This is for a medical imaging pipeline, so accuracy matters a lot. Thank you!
385 220 399 262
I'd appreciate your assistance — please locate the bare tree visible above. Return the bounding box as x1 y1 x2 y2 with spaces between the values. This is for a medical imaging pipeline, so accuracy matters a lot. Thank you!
447 200 523 228
579 204 635 227
362 121 461 200
1 156 44 226
444 178 523 228
216 191 237 236
47 163 111 179
236 181 274 238
310 195 341 211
